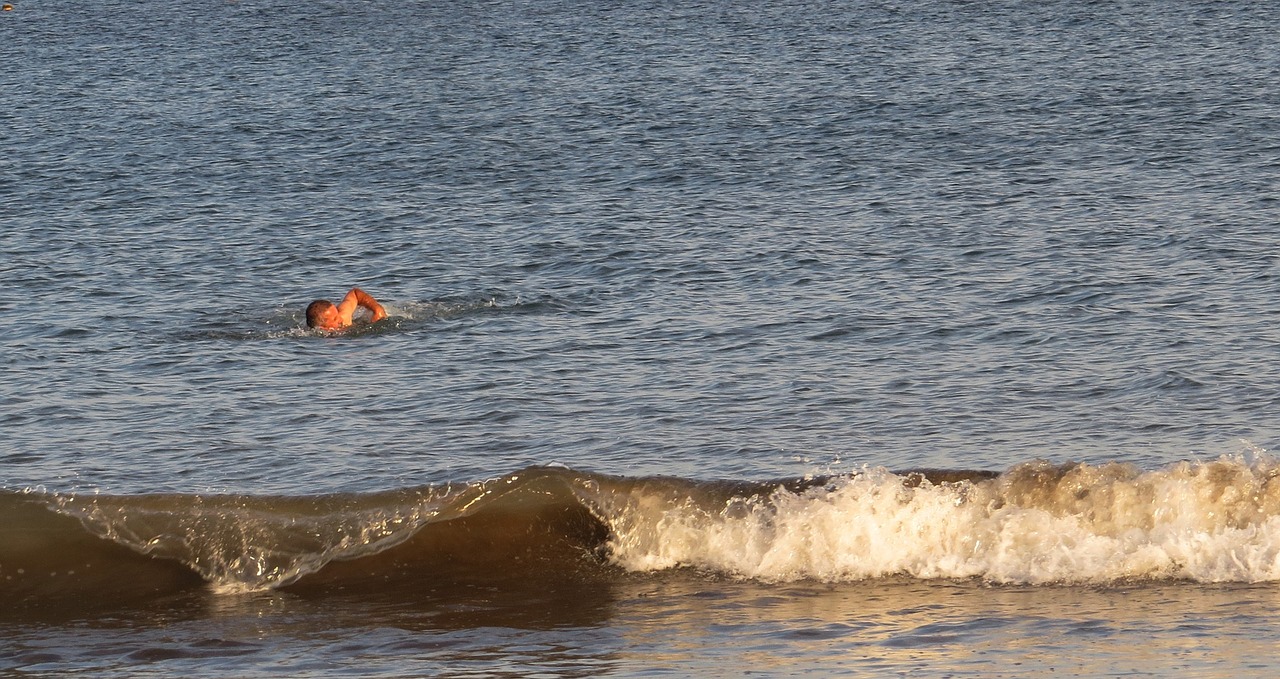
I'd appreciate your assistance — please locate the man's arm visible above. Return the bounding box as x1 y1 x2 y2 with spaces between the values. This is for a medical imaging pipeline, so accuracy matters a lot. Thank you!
334 289 362 326
351 288 387 322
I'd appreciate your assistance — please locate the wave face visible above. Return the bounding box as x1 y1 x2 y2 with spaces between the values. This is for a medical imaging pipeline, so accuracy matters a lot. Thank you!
5 457 1280 612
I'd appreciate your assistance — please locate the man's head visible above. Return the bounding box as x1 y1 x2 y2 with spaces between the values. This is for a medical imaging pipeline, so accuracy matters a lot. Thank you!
306 299 341 330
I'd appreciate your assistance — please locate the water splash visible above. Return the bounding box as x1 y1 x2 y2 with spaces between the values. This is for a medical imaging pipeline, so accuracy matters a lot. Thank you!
594 456 1280 584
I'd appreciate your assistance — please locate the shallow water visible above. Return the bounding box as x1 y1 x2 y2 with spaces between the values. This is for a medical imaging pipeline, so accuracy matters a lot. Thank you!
7 576 1280 677
3 0 1280 675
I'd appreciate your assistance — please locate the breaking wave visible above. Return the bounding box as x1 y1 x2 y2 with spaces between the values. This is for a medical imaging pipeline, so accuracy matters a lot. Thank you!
6 456 1280 613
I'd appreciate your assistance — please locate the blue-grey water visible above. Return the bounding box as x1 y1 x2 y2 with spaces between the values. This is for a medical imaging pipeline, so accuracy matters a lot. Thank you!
3 0 1280 676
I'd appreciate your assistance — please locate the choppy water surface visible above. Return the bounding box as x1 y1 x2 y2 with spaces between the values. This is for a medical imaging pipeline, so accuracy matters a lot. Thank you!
3 0 1280 676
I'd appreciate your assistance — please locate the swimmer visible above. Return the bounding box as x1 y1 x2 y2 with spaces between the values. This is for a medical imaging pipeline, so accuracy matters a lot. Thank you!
305 287 387 331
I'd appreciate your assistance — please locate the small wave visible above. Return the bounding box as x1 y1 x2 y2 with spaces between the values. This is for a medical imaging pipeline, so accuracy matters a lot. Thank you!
47 486 464 593
5 456 1280 614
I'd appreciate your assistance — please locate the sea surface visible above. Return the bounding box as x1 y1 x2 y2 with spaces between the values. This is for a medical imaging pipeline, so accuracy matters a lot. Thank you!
3 0 1280 676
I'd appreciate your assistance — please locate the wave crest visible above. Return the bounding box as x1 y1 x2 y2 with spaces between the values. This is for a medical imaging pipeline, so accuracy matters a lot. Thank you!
595 456 1280 584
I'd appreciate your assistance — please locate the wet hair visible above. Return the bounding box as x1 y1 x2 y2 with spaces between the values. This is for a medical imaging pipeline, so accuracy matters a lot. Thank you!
305 299 334 328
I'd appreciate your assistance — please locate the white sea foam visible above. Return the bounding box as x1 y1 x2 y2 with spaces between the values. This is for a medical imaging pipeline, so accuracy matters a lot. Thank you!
598 456 1280 584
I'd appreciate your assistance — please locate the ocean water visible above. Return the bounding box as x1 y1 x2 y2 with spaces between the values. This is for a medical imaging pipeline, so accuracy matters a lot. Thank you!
3 0 1280 675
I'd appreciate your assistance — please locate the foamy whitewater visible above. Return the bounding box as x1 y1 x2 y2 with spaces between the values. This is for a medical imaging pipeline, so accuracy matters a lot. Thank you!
603 455 1280 584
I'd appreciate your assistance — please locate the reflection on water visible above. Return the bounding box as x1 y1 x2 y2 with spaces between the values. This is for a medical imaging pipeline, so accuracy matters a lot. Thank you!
6 574 1280 677
1 583 624 678
607 576 1280 677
